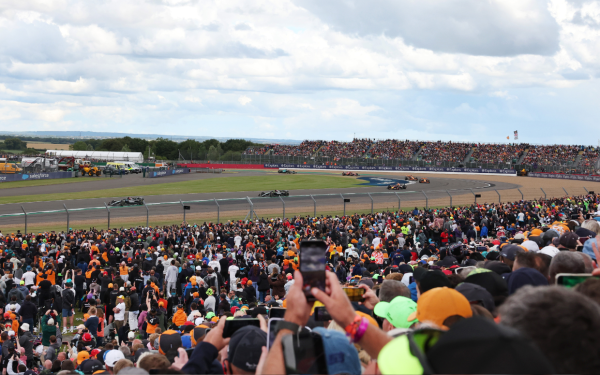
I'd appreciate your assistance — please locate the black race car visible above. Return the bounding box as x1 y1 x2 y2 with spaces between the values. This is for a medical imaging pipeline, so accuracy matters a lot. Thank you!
387 183 407 190
259 190 290 197
108 197 145 206
278 169 297 174
342 172 359 176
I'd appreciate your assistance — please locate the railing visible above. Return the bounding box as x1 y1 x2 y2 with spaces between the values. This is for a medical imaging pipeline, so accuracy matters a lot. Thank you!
0 186 593 233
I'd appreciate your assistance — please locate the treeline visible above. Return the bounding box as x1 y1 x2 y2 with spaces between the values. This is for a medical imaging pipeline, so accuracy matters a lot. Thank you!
70 137 260 160
0 137 39 154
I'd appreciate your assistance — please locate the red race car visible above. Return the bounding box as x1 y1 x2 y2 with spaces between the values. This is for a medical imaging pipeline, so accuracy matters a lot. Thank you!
342 171 359 176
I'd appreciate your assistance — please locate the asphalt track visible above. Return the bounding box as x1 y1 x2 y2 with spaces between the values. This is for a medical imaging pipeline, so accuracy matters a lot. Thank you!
0 170 521 227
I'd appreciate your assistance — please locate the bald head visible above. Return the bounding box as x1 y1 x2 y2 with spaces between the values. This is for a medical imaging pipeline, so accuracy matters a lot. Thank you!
44 360 52 370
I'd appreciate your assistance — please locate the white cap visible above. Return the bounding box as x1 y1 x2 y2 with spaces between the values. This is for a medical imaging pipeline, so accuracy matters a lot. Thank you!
120 287 125 291
128 331 135 340
521 240 539 253
105 350 125 367
8 330 15 336
540 246 560 258
21 323 29 331
47 318 54 325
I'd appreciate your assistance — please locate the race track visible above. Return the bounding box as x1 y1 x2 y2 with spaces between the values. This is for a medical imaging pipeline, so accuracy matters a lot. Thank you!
0 170 522 228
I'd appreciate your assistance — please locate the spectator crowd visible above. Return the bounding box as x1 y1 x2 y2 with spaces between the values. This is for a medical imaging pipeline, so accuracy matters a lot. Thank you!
418 141 474 164
1 192 599 375
470 143 527 164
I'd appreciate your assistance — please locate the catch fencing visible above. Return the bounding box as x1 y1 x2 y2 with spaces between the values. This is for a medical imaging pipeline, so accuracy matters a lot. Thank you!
0 186 593 234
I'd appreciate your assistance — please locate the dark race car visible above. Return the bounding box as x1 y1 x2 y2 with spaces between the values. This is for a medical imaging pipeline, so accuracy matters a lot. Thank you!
387 183 407 190
405 175 418 181
419 178 430 184
258 190 290 197
342 171 359 176
278 168 297 174
108 197 145 206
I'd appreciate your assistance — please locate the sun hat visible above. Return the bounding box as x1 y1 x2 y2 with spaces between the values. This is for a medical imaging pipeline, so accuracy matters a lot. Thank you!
374 296 418 329
407 287 472 328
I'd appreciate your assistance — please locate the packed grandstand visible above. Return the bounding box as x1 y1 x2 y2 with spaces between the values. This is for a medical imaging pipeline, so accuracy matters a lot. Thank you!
243 139 600 170
1 192 599 375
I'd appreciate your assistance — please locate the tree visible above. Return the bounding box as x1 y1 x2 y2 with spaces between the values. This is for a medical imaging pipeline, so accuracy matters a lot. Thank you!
70 141 88 151
87 144 94 151
207 145 219 160
122 144 131 152
4 137 27 150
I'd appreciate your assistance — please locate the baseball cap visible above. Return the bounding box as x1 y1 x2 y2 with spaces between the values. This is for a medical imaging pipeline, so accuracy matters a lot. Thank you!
374 296 418 329
559 232 579 248
427 317 554 374
505 268 548 295
191 325 209 346
455 283 495 313
205 312 215 320
19 280 24 285
78 359 104 375
500 244 525 261
158 330 183 355
313 327 361 375
378 334 429 375
82 332 92 342
418 271 451 294
77 350 90 365
90 349 101 358
540 246 560 257
521 240 540 253
407 287 472 328
128 331 135 340
104 350 125 367
117 295 125 299
228 326 267 373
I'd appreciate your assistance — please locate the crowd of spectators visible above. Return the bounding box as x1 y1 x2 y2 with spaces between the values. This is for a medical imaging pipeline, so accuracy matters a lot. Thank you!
368 140 421 160
470 143 528 164
319 139 374 160
522 145 585 166
418 141 474 164
578 147 600 168
0 191 599 375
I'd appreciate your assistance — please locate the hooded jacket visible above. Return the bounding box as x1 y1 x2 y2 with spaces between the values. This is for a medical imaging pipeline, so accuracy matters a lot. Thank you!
172 307 187 327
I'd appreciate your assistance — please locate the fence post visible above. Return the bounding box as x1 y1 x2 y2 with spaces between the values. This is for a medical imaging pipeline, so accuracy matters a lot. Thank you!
495 190 501 204
368 193 373 214
63 204 69 232
446 190 452 207
180 200 186 222
470 189 477 204
144 202 149 227
311 195 316 217
422 191 428 209
340 193 346 216
214 199 220 224
584 187 589 194
517 188 524 200
540 188 547 199
279 196 286 219
21 206 27 234
104 203 110 229
245 197 255 221
394 192 401 212
562 187 568 197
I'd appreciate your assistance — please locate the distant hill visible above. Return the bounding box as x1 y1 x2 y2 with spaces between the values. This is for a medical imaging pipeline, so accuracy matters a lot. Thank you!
0 130 303 145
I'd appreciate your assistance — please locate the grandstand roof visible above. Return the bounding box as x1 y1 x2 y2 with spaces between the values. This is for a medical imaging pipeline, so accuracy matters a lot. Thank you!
45 150 144 162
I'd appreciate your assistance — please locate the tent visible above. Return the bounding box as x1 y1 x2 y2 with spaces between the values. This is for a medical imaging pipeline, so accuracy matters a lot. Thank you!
45 150 144 163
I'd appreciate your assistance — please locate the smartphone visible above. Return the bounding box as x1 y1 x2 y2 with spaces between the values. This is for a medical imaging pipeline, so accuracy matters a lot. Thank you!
269 307 286 319
342 287 365 302
267 317 283 350
222 318 261 338
349 278 359 285
476 246 487 252
314 306 332 321
555 273 598 287
282 332 328 375
299 240 327 302
576 245 584 252
571 214 580 220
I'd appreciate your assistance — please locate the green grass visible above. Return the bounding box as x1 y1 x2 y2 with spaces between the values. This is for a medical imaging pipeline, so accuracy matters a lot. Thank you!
0 177 93 189
0 174 364 204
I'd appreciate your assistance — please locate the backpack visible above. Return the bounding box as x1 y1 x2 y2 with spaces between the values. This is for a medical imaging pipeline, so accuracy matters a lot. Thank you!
204 274 217 289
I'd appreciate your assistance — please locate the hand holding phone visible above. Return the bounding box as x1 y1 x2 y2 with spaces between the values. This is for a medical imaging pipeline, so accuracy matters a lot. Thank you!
222 318 261 338
299 240 327 301
343 287 365 302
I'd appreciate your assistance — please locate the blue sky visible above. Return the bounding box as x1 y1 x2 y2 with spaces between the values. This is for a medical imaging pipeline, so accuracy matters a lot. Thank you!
1 0 599 145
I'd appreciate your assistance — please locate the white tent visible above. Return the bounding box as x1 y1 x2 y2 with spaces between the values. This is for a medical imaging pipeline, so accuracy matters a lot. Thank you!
46 150 144 163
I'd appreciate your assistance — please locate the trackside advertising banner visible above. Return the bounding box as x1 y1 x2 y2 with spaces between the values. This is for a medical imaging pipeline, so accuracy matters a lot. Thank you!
147 168 190 178
528 172 600 182
265 164 517 175
0 171 73 183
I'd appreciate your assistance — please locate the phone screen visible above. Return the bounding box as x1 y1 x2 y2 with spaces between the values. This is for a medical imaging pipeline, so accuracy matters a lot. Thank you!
299 240 327 301
222 318 261 338
556 274 598 288
314 306 332 321
342 287 365 302
282 332 328 375
269 308 286 319
267 318 283 350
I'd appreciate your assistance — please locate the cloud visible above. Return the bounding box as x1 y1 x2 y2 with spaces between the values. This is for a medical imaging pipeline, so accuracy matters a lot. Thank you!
292 0 560 56
235 23 253 30
238 95 252 105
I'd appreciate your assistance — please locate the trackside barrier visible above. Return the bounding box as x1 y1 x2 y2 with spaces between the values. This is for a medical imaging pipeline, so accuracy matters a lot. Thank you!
528 172 600 182
0 171 74 182
145 168 190 178
264 163 517 175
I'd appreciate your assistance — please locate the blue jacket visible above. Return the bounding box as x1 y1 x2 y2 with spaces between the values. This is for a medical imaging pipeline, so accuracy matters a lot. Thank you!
181 342 224 375
408 282 418 302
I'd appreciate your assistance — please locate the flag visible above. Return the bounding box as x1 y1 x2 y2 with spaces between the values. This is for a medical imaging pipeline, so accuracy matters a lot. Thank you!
514 130 518 140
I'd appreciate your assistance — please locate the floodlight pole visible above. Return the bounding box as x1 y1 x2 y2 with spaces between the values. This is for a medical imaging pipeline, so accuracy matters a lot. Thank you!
21 206 27 234
446 190 452 208
144 202 149 227
214 199 220 224
104 203 110 229
310 195 316 217
64 204 69 232
368 193 373 214
422 191 428 209
394 192 401 212
279 196 286 219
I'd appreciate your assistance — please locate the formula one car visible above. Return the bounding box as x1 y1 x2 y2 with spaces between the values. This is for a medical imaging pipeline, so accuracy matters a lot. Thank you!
387 183 407 190
342 172 359 176
405 175 418 181
278 168 297 174
108 197 145 206
419 178 430 183
258 190 290 197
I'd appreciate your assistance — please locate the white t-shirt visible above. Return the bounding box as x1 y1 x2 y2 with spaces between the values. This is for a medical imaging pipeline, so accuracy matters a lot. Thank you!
23 271 36 286
228 265 239 281
115 302 126 321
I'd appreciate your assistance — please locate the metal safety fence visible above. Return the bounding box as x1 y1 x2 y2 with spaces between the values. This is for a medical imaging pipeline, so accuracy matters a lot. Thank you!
0 186 594 234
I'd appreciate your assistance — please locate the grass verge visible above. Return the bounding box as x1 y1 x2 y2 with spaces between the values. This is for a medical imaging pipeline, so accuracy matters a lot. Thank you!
0 174 364 204
0 177 94 190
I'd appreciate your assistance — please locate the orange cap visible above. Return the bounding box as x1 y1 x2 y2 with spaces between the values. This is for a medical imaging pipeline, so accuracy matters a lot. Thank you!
407 287 472 328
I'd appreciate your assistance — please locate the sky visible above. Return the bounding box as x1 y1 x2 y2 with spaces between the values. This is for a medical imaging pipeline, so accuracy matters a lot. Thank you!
1 0 600 145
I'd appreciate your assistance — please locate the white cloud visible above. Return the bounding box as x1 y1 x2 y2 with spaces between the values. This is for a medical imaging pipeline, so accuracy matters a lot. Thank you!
238 95 252 106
